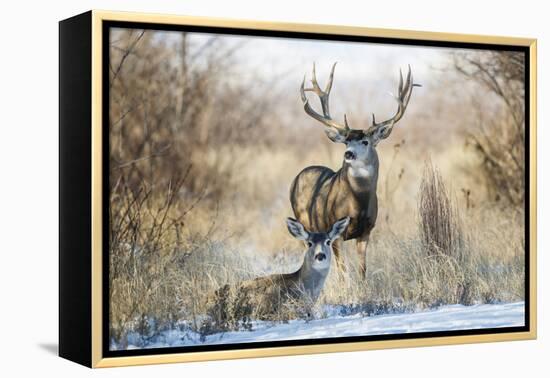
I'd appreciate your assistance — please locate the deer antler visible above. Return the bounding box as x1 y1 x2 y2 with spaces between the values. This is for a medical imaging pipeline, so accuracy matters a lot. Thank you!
367 65 421 138
300 62 350 137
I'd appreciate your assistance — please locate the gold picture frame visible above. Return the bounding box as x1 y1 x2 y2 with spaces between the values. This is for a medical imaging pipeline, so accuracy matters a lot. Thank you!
59 10 537 368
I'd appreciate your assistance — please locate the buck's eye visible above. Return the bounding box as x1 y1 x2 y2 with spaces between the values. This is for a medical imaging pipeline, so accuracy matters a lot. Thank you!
362 140 369 146
307 241 313 247
325 240 331 246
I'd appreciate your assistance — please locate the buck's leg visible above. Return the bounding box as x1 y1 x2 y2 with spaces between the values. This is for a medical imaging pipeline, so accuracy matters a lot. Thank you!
356 236 369 280
332 239 346 273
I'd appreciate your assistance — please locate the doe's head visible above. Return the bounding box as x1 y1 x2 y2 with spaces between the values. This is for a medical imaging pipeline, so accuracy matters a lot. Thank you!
286 217 350 270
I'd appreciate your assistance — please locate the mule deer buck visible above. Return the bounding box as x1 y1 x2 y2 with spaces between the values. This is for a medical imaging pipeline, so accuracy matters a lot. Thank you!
208 217 350 326
290 63 420 278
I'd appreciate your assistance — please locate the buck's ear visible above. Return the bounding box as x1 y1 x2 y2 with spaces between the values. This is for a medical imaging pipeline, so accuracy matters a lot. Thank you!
286 218 309 240
329 217 350 240
372 124 394 145
324 129 347 143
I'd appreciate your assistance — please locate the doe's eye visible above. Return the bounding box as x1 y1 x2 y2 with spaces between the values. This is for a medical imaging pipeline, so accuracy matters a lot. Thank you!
325 240 331 246
307 241 313 247
362 140 369 146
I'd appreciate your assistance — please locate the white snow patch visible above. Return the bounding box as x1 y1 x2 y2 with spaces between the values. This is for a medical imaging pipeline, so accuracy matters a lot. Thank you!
114 302 525 350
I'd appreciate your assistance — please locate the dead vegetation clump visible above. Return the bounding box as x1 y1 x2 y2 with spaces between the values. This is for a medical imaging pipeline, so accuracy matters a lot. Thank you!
201 280 317 337
109 176 187 348
419 160 465 259
454 50 525 206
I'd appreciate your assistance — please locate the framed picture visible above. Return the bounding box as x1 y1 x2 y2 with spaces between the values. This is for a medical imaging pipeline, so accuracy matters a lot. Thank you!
59 10 537 368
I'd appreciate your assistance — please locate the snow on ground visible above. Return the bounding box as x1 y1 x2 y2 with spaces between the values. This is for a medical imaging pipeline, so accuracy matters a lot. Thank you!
121 302 525 350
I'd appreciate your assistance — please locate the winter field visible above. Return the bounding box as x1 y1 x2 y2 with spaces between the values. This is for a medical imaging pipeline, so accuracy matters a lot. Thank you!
108 30 526 350
115 302 525 350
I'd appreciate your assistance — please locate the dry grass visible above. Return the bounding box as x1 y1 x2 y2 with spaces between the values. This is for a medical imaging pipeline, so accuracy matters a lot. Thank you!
109 144 525 349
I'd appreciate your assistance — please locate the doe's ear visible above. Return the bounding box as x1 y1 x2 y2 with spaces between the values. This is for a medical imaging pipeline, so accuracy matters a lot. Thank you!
328 217 350 240
286 218 309 241
325 128 347 143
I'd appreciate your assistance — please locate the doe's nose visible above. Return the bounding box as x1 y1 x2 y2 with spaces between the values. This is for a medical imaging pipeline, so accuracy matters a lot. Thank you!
344 150 356 160
315 253 327 261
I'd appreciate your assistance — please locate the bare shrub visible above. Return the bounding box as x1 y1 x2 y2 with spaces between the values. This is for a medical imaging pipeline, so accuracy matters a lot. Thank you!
109 29 286 203
418 160 464 258
200 284 254 336
453 51 525 206
202 274 320 336
109 175 188 347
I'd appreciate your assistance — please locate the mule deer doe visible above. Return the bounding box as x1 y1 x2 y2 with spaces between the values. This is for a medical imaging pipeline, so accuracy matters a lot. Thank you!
208 217 350 325
290 63 420 278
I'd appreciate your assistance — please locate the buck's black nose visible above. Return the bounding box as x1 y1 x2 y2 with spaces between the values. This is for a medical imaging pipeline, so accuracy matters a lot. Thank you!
344 151 356 160
315 253 327 261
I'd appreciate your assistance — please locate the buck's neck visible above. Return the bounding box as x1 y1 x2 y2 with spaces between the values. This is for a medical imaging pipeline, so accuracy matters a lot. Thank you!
340 156 379 196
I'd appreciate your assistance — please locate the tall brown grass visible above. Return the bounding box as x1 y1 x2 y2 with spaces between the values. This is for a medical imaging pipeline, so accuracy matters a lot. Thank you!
109 150 524 349
419 160 464 258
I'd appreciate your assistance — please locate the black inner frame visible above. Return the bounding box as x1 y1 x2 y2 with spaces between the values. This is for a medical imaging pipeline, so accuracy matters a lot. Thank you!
102 20 531 358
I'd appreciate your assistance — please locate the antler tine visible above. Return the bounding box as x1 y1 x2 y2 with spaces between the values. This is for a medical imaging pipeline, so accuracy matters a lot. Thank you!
368 65 420 135
325 62 337 93
398 68 404 95
300 74 309 103
308 63 322 95
300 62 350 133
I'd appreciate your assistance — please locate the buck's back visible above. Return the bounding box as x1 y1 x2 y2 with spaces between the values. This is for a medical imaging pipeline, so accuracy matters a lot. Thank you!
290 165 336 231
